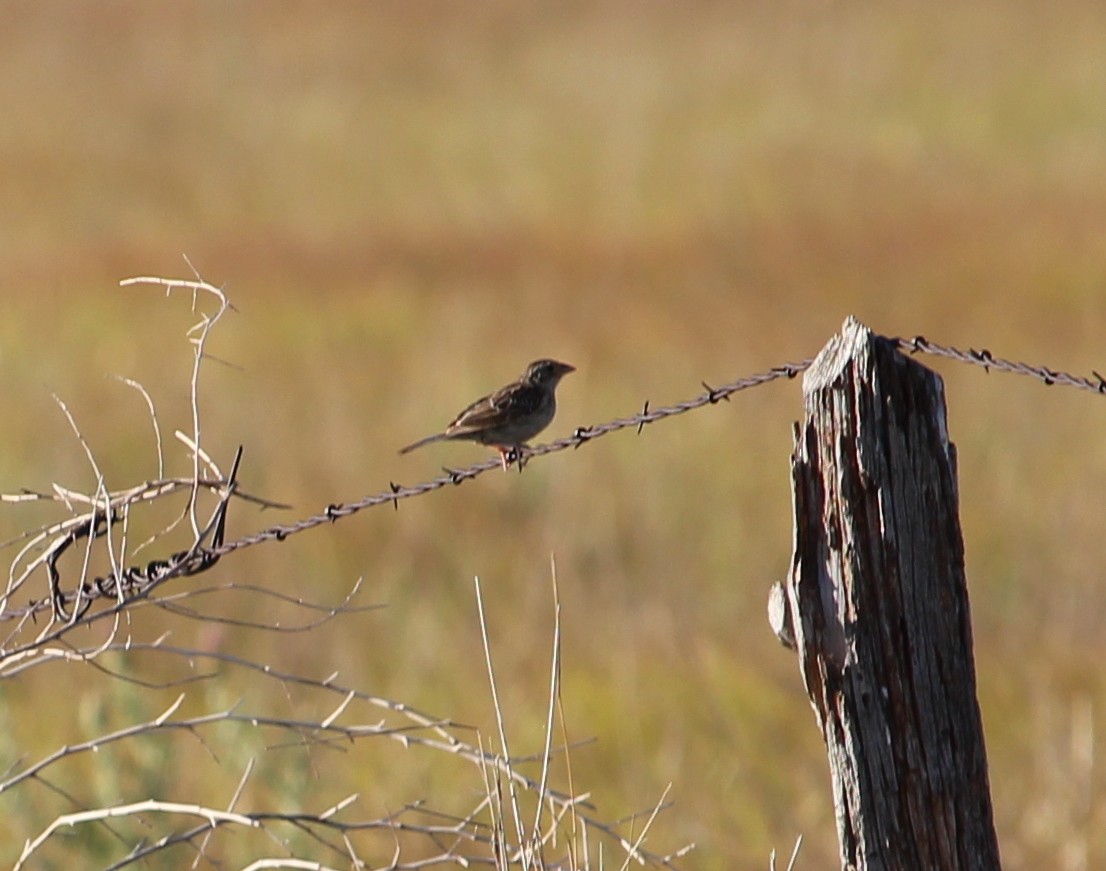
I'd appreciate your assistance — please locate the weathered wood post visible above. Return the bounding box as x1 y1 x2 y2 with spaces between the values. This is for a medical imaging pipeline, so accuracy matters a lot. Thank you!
770 317 1001 870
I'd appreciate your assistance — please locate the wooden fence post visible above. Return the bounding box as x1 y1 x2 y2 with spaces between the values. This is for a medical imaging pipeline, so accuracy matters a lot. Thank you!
771 317 1001 870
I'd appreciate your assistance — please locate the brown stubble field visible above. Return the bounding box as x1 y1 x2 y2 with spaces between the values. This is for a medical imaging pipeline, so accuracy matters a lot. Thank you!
1 2 1104 867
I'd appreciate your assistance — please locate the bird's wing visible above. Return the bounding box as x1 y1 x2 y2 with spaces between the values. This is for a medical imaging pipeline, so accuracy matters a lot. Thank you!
445 382 545 436
490 381 546 415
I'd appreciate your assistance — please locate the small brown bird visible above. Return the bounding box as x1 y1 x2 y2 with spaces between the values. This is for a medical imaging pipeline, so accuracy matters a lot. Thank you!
400 359 575 470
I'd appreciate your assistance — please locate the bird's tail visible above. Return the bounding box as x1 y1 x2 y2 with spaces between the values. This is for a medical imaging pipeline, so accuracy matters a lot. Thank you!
398 432 447 454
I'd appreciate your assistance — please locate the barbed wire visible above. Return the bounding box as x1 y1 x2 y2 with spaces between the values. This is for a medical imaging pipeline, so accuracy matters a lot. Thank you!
895 335 1106 395
180 333 1106 564
8 332 1105 625
211 355 815 552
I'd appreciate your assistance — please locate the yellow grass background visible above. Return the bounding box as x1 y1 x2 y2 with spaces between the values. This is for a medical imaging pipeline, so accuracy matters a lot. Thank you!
1 2 1105 867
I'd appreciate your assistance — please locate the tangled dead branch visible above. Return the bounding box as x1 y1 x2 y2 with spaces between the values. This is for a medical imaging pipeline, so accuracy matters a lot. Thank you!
0 274 691 870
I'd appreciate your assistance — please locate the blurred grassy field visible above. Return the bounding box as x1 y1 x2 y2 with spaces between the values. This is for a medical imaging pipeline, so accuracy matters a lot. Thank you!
1 1 1105 867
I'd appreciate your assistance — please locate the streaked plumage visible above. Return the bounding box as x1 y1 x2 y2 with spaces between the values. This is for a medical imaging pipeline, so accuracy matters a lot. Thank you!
400 359 575 469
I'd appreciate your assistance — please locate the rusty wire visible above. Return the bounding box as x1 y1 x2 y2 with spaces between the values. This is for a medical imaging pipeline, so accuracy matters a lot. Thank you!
207 356 814 556
8 333 1105 624
896 335 1106 395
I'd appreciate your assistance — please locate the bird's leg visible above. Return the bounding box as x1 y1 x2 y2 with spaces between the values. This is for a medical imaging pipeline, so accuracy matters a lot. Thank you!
497 446 526 472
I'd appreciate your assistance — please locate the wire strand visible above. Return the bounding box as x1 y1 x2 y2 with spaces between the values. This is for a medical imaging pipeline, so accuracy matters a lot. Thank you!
9 332 1104 623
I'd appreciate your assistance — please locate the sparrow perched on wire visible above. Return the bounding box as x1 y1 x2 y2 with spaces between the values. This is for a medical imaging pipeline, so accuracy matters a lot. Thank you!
400 359 576 470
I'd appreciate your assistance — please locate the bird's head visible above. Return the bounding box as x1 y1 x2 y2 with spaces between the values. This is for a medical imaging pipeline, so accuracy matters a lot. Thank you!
523 359 576 388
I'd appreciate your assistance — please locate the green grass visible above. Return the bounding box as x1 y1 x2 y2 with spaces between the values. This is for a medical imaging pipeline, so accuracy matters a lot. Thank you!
1 1 1105 867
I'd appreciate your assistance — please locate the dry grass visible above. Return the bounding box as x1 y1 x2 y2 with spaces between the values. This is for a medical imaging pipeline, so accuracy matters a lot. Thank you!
1 1 1105 867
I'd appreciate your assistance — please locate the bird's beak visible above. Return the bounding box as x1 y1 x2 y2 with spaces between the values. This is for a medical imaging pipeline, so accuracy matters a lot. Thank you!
557 362 576 375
